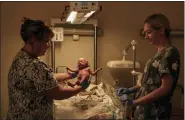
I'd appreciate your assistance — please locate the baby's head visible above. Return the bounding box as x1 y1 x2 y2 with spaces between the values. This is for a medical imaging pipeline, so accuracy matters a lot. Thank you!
77 58 89 69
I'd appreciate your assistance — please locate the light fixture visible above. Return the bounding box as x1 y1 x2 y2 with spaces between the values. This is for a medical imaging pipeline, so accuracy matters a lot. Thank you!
84 11 95 18
66 11 77 23
61 2 101 24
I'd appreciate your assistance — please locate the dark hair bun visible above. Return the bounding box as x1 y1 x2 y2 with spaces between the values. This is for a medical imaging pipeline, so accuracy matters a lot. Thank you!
20 17 53 42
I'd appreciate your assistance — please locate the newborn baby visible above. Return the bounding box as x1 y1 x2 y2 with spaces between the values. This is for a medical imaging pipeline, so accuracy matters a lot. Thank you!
66 58 102 88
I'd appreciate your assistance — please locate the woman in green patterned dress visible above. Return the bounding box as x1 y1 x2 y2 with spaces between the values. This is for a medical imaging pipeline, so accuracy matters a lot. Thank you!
117 14 180 120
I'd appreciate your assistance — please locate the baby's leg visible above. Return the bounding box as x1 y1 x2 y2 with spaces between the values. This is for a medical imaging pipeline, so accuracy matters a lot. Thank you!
75 80 81 86
67 82 76 87
75 80 86 92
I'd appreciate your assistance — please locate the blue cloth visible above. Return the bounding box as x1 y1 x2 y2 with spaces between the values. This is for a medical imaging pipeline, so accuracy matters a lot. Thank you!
70 71 78 78
80 76 91 89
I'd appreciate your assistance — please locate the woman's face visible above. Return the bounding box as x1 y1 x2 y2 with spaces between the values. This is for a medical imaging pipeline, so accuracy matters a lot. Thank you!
144 23 163 45
32 34 52 56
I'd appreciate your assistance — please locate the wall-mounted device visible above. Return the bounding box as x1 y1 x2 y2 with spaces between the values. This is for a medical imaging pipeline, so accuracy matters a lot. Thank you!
51 27 64 42
61 2 102 24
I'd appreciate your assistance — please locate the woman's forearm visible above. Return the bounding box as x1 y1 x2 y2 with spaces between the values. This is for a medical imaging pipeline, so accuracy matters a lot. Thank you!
134 75 173 106
134 87 170 106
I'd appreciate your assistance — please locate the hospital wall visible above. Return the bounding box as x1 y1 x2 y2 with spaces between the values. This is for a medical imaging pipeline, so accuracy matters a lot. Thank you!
0 1 184 119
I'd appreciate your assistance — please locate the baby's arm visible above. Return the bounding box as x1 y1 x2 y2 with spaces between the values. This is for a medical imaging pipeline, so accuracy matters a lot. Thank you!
89 68 102 76
66 67 78 72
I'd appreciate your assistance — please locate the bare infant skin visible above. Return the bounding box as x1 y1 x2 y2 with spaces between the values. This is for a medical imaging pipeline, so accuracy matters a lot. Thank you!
66 58 102 87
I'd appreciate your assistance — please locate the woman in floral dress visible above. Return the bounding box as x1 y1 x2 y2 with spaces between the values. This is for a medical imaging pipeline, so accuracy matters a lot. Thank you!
6 17 90 120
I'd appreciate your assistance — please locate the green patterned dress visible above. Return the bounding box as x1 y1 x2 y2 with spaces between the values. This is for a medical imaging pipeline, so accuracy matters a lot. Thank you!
134 46 180 120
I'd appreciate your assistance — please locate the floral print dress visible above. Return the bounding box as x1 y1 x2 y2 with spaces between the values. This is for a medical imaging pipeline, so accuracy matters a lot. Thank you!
134 46 180 120
6 50 58 120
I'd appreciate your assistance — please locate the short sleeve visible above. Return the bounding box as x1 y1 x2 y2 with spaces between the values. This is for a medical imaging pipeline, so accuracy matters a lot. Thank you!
32 60 58 92
158 47 180 78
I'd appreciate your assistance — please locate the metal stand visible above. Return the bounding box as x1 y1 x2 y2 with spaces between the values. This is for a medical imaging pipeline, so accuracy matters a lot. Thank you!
51 41 55 73
94 24 98 85
131 40 137 120
122 40 137 120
